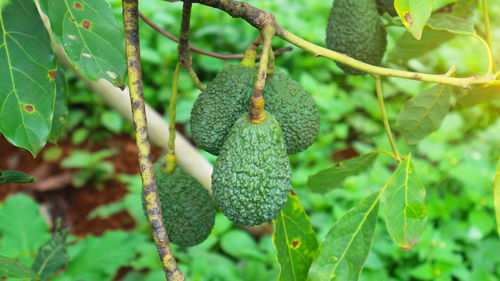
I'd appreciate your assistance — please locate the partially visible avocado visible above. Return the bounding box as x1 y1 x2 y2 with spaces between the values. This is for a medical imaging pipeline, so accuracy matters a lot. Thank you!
190 64 319 155
326 0 387 75
142 160 215 247
211 112 292 226
376 0 397 17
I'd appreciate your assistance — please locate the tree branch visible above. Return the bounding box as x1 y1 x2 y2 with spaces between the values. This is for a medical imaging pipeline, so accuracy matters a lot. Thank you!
122 1 185 280
139 12 292 60
185 0 498 89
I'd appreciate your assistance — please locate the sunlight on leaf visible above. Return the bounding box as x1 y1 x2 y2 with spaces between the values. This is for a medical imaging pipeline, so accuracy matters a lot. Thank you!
394 0 433 40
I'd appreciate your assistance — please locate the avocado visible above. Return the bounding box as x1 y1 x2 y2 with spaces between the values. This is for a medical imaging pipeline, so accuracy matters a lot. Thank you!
211 112 292 226
142 161 215 247
190 64 319 155
376 0 397 16
326 0 387 75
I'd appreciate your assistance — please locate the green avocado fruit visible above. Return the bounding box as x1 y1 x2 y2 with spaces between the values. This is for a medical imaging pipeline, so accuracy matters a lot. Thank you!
326 0 387 75
211 112 292 226
376 0 397 16
190 64 320 155
142 161 215 247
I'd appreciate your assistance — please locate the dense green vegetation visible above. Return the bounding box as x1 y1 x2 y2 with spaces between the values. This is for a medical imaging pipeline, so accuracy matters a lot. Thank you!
1 0 500 280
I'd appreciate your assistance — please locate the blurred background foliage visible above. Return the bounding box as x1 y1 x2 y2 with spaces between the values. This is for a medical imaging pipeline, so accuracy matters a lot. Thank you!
2 0 500 280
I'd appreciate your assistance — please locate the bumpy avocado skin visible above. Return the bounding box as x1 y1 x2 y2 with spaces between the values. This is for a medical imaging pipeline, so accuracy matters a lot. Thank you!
190 64 319 155
326 0 387 75
211 112 292 226
376 0 397 16
142 162 215 247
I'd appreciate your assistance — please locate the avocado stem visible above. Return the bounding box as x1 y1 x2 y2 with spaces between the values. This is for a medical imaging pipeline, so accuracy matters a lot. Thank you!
241 36 261 68
164 62 182 174
267 46 276 77
249 25 274 124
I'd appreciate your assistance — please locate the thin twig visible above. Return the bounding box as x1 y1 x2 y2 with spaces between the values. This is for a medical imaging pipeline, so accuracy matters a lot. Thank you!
373 75 402 162
165 63 181 173
139 12 292 60
122 1 185 280
177 1 206 90
184 0 498 89
483 0 496 73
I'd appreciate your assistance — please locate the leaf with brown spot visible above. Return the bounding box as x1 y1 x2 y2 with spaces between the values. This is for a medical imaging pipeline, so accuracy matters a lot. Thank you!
395 0 433 40
0 0 57 156
273 190 318 281
39 0 126 87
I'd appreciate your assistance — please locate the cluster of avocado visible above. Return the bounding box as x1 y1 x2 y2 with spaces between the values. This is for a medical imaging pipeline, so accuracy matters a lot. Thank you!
142 159 215 247
326 0 396 75
191 63 320 225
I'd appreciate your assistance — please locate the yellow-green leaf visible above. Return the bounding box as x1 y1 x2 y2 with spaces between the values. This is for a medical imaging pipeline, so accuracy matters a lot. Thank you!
395 0 433 40
397 84 451 144
0 0 57 156
494 158 500 239
388 0 476 64
457 85 500 107
308 189 382 281
40 0 126 87
273 190 318 281
384 155 427 251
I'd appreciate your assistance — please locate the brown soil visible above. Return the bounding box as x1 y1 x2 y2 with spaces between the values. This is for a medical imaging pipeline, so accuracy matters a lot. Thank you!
0 135 161 236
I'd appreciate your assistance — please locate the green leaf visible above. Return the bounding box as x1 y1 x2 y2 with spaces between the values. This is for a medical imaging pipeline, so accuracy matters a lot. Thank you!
307 152 378 194
387 27 453 64
388 1 476 64
40 0 126 87
0 0 57 156
395 0 433 40
0 255 39 279
494 158 500 239
63 231 141 280
0 170 34 185
384 155 427 251
308 190 382 281
48 66 68 143
220 230 268 262
457 85 500 107
272 190 318 281
0 194 50 261
31 227 69 280
426 14 475 35
397 84 451 144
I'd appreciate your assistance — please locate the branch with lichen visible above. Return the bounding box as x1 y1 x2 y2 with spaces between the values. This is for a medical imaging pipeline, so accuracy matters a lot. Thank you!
139 12 293 61
122 1 185 280
181 0 498 89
